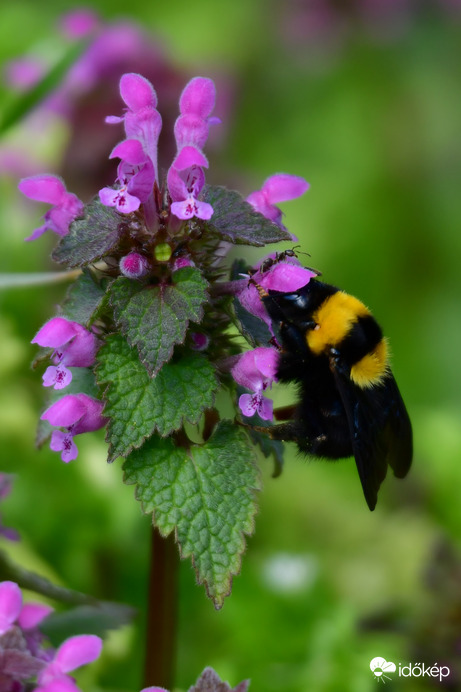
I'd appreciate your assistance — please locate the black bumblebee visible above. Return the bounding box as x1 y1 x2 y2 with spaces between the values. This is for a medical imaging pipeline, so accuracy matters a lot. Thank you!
261 278 412 511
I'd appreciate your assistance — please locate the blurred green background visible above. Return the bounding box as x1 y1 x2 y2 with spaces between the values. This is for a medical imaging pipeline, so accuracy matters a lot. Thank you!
1 1 461 690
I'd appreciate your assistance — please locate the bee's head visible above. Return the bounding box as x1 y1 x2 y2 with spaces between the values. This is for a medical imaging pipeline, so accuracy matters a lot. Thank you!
262 279 336 330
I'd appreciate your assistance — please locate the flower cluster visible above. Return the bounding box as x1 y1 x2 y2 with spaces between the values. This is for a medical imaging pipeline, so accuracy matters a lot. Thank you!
20 71 311 473
0 580 102 692
30 317 105 462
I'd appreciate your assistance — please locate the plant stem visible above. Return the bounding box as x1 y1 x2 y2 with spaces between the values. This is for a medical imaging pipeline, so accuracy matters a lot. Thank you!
143 527 179 689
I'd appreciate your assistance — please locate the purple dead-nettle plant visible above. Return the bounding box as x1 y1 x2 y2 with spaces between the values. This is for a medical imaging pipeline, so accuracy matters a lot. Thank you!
21 74 311 609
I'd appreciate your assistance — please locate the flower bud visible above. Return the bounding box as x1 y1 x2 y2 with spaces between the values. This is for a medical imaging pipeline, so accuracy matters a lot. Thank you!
120 252 150 278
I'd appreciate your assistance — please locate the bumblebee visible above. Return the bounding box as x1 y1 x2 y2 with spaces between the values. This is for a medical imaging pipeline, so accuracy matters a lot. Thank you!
261 278 412 511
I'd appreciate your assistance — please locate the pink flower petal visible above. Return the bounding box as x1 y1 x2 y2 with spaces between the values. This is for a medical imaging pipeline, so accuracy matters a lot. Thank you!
170 197 213 221
105 115 124 125
25 223 49 242
18 175 66 204
262 174 309 204
50 431 79 463
231 347 278 392
259 263 316 293
173 146 208 171
59 9 99 39
41 395 87 428
120 73 158 111
238 393 257 418
32 317 77 349
42 365 73 390
53 634 103 674
110 139 147 165
258 395 273 421
35 677 81 692
0 581 22 635
19 602 54 629
179 77 216 118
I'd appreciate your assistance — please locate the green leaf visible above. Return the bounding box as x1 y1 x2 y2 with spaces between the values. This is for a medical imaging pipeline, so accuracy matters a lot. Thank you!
123 421 260 609
0 271 80 290
41 602 136 646
96 334 218 461
52 199 127 267
60 269 107 326
249 428 285 478
0 548 98 607
109 267 208 375
202 185 291 246
0 40 87 136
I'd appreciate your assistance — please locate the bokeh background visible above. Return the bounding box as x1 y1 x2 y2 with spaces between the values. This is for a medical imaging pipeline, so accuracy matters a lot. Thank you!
1 1 461 690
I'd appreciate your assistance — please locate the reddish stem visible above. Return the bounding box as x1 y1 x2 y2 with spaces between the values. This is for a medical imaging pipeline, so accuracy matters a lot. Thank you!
143 527 178 689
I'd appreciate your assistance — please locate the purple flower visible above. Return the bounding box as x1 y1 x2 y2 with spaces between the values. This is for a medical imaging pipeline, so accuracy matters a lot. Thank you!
0 581 22 635
239 391 274 420
59 9 100 39
119 252 150 278
106 73 162 181
99 139 156 213
167 77 217 221
168 146 213 221
41 394 107 462
18 175 84 241
246 173 309 229
236 258 317 331
99 184 141 213
231 347 278 421
37 634 102 687
32 318 98 391
174 77 219 149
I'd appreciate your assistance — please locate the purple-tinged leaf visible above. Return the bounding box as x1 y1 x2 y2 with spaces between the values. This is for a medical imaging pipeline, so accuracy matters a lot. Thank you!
202 186 291 246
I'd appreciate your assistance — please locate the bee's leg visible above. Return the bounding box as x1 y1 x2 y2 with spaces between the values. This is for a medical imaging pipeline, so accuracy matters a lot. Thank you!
243 420 304 443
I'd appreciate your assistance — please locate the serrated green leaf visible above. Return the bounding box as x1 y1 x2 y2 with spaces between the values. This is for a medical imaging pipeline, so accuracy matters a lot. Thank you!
60 269 107 326
123 421 260 608
109 267 208 375
202 185 291 246
96 334 218 461
52 199 127 267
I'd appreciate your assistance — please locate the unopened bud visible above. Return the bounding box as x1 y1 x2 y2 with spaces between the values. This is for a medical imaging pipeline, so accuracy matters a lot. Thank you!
154 243 172 263
120 252 150 278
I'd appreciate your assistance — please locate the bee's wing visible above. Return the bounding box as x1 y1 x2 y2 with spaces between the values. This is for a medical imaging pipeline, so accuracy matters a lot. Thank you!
331 364 412 511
